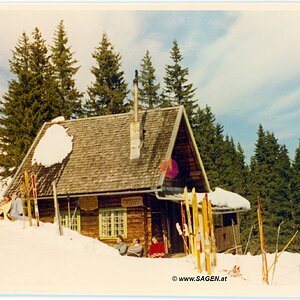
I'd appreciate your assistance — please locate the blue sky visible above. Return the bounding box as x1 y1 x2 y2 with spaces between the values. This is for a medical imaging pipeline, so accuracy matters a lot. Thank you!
0 4 299 163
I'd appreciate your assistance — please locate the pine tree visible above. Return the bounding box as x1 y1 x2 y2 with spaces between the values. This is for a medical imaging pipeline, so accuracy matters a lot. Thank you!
0 28 61 176
51 20 83 119
138 50 160 109
162 40 197 119
85 33 129 116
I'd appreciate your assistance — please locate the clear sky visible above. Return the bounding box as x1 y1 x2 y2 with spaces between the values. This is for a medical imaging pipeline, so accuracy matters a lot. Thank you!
0 3 299 163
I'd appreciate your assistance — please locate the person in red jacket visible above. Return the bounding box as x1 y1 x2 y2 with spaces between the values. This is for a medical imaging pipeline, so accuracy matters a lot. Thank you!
149 236 165 258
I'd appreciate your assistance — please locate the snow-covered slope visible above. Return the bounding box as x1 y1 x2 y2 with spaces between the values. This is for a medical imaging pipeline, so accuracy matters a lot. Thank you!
0 220 299 297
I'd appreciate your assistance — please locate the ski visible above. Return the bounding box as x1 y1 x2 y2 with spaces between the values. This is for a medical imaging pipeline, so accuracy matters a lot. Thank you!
20 183 26 229
208 200 217 267
202 193 211 275
184 187 194 255
180 201 188 255
24 170 32 227
31 172 40 227
257 195 269 285
192 188 201 272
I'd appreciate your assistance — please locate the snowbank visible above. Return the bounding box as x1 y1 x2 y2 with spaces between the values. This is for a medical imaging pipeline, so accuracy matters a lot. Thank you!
32 124 73 167
0 220 299 298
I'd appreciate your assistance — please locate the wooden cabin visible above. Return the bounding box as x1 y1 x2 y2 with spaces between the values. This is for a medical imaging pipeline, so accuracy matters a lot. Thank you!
5 105 249 255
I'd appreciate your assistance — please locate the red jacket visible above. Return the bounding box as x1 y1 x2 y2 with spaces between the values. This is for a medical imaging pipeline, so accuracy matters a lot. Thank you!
149 242 165 258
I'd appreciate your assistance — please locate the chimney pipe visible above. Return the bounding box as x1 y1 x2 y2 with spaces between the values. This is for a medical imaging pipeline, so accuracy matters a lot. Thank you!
133 70 138 123
130 70 142 160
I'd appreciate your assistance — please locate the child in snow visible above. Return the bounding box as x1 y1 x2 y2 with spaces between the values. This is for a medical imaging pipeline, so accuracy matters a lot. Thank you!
149 236 165 258
127 238 143 257
113 235 128 256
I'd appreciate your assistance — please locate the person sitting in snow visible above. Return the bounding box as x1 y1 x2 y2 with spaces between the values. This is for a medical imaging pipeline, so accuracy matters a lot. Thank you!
9 193 23 220
113 235 128 256
149 236 165 258
127 238 143 257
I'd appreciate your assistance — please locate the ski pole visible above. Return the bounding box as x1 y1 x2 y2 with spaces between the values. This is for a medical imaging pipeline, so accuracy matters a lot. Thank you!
271 221 283 285
268 230 298 273
243 223 254 255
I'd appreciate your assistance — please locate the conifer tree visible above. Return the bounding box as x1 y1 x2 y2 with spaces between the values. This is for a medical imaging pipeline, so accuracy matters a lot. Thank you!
193 106 219 188
0 28 61 176
290 142 300 251
85 33 129 116
29 27 60 122
162 40 197 119
138 50 160 109
244 125 294 253
51 20 83 118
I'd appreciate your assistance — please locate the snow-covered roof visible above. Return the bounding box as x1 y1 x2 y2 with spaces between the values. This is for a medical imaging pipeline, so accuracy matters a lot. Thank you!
161 187 251 212
197 188 251 211
32 124 73 168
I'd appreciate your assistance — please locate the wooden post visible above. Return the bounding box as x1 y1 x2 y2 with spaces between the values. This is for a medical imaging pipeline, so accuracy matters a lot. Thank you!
52 181 63 236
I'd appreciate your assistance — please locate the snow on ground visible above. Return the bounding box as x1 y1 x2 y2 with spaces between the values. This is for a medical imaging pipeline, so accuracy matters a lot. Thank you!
31 124 73 167
0 220 299 298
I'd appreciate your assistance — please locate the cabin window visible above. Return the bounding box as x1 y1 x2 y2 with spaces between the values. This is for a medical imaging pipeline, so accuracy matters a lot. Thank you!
99 208 127 239
222 213 238 227
54 210 81 232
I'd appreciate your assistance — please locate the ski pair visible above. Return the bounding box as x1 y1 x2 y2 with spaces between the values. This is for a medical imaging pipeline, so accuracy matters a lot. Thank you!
182 187 217 274
22 170 40 227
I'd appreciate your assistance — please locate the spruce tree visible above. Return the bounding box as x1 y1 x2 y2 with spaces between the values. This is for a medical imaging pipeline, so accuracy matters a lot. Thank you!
162 40 197 119
193 106 219 188
290 141 300 251
29 27 61 122
138 50 160 109
51 20 83 119
0 28 61 176
245 125 294 253
85 33 129 116
0 33 32 175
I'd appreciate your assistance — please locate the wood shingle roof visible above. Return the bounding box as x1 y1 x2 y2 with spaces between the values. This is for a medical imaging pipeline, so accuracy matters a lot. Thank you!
7 107 185 197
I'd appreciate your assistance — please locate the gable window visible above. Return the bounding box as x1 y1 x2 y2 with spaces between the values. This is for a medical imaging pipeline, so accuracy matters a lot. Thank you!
99 208 127 239
55 210 81 232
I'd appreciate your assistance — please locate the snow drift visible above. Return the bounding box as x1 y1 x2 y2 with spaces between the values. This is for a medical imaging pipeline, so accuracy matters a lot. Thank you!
0 220 299 298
